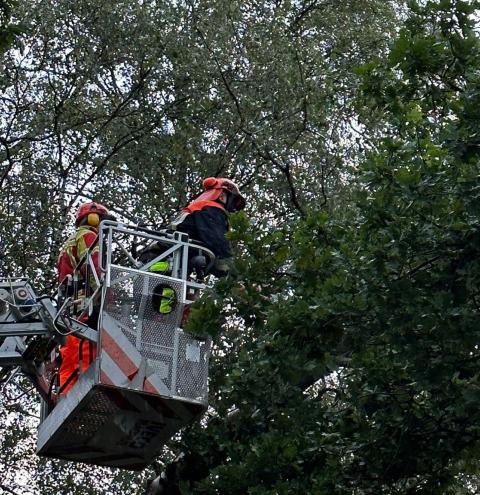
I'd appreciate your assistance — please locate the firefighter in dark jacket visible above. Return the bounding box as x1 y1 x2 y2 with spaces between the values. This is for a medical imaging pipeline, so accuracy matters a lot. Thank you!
171 177 246 276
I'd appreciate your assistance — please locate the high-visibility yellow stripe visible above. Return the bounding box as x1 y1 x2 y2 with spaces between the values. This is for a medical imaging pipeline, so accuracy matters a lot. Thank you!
59 233 78 269
75 226 98 261
149 261 170 273
59 227 98 274
159 288 174 314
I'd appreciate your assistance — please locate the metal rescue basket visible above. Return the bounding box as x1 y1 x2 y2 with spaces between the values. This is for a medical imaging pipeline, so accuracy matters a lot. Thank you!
36 222 213 470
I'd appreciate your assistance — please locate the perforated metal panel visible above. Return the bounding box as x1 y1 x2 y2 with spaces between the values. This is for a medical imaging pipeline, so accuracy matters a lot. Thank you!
107 266 185 336
101 266 210 403
175 334 210 401
37 370 205 470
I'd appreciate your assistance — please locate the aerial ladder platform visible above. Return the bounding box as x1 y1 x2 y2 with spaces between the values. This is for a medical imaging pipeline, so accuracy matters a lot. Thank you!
0 222 213 470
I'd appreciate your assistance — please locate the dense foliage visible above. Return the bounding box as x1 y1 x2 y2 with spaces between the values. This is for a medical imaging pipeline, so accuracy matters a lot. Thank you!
0 0 400 289
0 0 23 53
169 1 480 494
4 0 480 494
0 0 401 493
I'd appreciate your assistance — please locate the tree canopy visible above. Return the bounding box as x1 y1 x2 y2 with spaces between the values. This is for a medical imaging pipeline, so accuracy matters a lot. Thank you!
0 0 401 286
164 1 480 493
4 0 480 494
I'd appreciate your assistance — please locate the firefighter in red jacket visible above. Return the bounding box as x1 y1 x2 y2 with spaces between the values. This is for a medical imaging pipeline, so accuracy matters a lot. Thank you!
171 177 246 276
57 201 110 394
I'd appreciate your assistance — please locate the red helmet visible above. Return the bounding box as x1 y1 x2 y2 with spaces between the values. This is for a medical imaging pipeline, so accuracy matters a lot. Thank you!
194 177 246 212
75 201 109 226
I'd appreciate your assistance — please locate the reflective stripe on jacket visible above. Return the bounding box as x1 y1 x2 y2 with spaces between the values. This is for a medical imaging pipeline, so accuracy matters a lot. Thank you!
57 226 99 283
184 199 226 214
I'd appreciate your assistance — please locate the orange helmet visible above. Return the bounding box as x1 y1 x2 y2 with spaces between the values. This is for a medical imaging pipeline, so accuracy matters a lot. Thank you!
195 177 246 212
75 201 109 227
